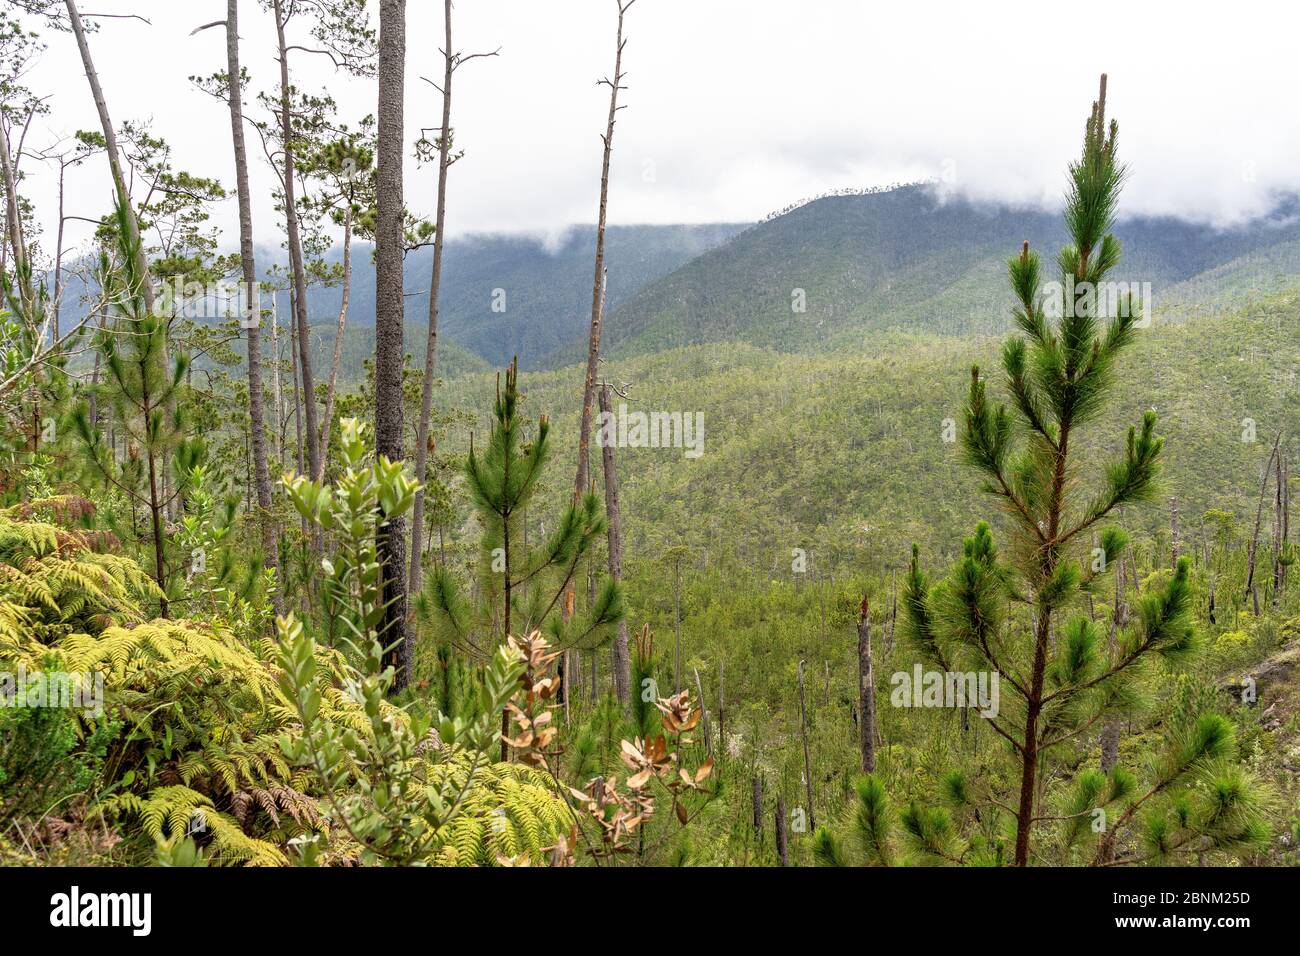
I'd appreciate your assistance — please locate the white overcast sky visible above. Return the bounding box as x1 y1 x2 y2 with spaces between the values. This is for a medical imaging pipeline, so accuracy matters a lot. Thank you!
10 0 1300 258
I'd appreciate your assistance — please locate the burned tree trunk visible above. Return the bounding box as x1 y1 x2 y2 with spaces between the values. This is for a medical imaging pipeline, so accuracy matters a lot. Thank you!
598 382 631 704
1169 496 1180 566
857 596 877 774
1273 450 1285 601
717 659 726 760
1100 558 1128 773
1245 431 1282 611
775 794 789 867
567 1 635 626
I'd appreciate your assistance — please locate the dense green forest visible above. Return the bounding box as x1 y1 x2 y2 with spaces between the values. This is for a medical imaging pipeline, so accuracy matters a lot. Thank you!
1 0 1298 886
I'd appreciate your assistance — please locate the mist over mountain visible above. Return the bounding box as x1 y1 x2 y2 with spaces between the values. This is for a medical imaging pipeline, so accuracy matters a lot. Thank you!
265 221 748 369
556 184 1300 365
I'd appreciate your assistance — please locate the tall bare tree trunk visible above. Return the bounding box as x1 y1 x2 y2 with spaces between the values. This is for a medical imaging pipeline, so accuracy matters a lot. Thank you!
88 304 106 432
272 0 320 482
673 554 682 694
1169 496 1180 566
775 794 789 867
271 291 284 467
1282 454 1291 594
1272 451 1285 600
567 0 634 620
52 161 65 338
409 0 457 599
856 596 877 773
290 292 304 477
224 0 282 614
717 659 725 759
1100 557 1127 774
597 382 631 703
375 0 410 692
1245 431 1282 609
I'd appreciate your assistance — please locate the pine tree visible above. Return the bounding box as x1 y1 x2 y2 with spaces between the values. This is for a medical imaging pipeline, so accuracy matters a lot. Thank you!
419 358 623 760
73 198 200 617
901 76 1268 866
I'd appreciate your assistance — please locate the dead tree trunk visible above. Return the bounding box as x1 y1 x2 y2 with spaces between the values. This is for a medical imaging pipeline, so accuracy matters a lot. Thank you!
1169 496 1180 566
1272 450 1285 601
1245 431 1282 612
1100 558 1127 773
221 0 282 615
775 794 789 866
857 596 877 774
1282 454 1291 594
751 776 762 832
567 0 635 622
272 0 320 482
717 659 725 758
597 382 631 703
673 555 683 693
408 0 494 599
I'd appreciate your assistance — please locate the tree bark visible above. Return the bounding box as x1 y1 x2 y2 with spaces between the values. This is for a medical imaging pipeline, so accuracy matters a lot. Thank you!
717 659 725 758
597 383 631 703
1169 496 1180 566
375 0 410 692
1100 558 1127 774
270 291 284 466
225 0 282 615
775 794 789 866
673 555 682 693
857 596 877 774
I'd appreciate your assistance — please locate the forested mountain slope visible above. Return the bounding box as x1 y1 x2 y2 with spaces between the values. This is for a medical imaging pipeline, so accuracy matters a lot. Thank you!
441 291 1300 578
273 222 746 368
547 185 1300 363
